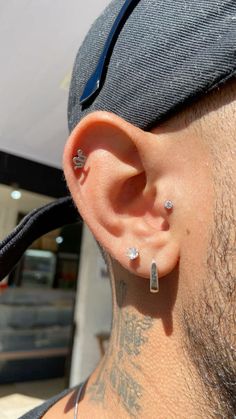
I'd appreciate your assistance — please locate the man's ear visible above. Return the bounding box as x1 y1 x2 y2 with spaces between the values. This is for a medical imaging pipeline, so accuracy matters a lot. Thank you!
63 111 180 280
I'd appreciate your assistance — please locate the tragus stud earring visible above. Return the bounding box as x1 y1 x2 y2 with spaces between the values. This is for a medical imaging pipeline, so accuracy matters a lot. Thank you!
126 247 139 260
164 200 174 210
150 260 159 293
73 149 87 169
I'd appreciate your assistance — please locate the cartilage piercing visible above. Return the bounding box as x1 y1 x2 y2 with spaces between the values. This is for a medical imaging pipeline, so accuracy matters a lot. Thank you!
73 149 87 169
164 200 174 210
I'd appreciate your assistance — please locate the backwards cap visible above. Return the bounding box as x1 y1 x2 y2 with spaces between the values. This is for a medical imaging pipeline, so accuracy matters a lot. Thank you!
0 0 235 280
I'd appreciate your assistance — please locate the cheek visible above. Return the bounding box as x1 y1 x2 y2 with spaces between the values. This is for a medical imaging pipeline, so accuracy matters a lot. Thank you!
178 156 215 295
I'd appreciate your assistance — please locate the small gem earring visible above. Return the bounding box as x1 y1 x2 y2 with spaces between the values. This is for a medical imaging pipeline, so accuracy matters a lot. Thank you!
164 200 174 210
73 149 87 169
126 247 139 260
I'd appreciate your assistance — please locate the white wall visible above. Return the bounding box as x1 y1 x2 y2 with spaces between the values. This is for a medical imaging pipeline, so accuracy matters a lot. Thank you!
70 225 112 385
0 0 110 168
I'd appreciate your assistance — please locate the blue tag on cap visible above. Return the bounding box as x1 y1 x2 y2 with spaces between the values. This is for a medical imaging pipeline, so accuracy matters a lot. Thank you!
80 0 140 106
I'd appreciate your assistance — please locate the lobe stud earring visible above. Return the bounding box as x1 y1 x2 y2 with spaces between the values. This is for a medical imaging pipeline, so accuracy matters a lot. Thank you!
150 260 159 293
73 149 87 169
126 247 139 260
164 200 174 210
126 249 159 294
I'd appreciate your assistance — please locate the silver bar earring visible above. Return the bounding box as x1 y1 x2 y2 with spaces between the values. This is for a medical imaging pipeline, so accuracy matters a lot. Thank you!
73 149 87 169
150 260 159 293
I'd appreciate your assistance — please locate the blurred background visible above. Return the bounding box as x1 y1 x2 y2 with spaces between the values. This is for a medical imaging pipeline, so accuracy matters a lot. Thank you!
0 1 112 416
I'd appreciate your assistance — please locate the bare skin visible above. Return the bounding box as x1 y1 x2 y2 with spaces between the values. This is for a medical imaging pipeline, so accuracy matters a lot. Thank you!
44 80 236 418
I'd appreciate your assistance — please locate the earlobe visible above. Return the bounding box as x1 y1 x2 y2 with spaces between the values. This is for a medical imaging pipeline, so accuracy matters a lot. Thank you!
63 111 180 283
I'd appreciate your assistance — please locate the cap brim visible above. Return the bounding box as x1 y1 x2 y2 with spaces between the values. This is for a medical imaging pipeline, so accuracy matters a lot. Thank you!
0 196 80 281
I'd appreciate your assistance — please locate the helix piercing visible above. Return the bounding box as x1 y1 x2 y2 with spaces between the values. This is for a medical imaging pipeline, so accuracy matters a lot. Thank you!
150 260 159 293
73 149 87 169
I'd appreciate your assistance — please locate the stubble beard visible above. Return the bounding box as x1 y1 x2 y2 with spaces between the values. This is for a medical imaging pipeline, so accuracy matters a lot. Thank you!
182 174 236 419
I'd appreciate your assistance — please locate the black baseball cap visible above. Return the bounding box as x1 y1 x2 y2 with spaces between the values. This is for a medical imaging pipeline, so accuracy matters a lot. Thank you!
0 0 235 281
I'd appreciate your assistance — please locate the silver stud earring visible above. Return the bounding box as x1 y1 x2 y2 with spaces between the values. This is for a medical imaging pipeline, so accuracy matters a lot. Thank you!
150 260 159 293
73 149 87 169
164 200 174 210
126 247 139 260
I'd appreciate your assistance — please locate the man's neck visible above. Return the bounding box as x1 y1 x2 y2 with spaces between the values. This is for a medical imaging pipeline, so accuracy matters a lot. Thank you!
81 261 203 418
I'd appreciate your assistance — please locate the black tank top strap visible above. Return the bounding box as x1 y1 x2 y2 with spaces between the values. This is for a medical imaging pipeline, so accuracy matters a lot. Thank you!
19 382 85 419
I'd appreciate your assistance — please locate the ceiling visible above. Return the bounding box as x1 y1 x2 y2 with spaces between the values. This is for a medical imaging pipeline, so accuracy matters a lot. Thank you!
0 0 110 168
